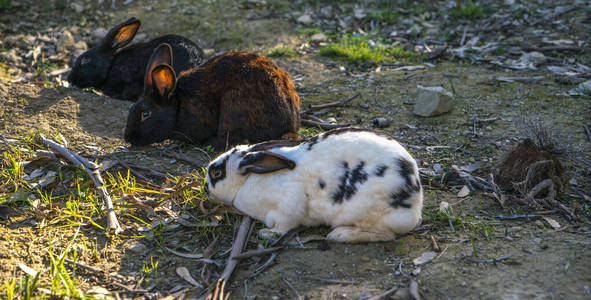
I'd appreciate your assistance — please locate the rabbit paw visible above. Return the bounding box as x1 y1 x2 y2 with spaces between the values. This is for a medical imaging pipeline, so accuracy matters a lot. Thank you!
327 226 395 243
257 228 283 241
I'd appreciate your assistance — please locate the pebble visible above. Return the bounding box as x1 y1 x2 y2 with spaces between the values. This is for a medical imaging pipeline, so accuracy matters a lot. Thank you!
57 31 76 52
297 14 313 25
413 85 455 117
71 2 84 13
127 243 148 255
361 255 370 262
92 28 108 40
310 32 327 43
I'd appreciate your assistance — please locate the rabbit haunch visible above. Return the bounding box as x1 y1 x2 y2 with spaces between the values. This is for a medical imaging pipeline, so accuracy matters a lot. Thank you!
124 45 300 149
205 128 423 243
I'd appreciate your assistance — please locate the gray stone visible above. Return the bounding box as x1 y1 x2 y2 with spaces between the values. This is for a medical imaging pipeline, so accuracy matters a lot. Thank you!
57 31 76 52
413 86 455 117
310 33 327 43
520 51 546 66
297 14 313 25
71 3 84 14
577 80 591 95
91 28 108 40
127 243 148 255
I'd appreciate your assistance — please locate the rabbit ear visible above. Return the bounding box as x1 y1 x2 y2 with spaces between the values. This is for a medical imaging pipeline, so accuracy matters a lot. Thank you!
103 17 141 50
150 65 177 101
238 151 296 175
144 44 173 86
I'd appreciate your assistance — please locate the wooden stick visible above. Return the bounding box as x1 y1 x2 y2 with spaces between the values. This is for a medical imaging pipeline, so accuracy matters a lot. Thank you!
367 287 398 300
164 150 208 168
40 135 122 234
300 93 360 114
232 246 283 260
583 124 591 141
208 216 252 300
301 119 351 130
63 258 102 273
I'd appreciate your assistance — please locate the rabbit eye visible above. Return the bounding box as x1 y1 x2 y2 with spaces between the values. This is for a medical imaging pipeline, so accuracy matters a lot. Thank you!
141 111 151 122
210 168 223 179
80 57 90 65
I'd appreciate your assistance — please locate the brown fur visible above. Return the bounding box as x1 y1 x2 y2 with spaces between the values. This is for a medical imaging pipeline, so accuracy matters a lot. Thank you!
493 139 566 191
124 51 301 149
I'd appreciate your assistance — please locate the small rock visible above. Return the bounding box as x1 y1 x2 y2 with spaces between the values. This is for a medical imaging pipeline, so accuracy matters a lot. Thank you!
520 52 546 66
71 3 84 13
92 28 108 40
576 80 591 95
361 256 370 262
372 117 392 128
413 86 455 117
203 48 215 57
74 41 88 51
57 31 76 52
310 32 327 43
134 33 148 43
535 220 545 229
128 243 148 255
297 14 313 25
325 117 337 123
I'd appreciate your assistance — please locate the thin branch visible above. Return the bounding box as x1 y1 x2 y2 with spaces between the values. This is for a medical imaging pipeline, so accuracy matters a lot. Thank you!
300 93 360 114
584 124 591 141
40 135 122 234
232 246 284 260
367 286 399 300
63 259 102 273
164 150 208 168
301 119 351 130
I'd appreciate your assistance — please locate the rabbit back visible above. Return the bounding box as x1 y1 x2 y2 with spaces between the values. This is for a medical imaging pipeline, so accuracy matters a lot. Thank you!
101 35 204 100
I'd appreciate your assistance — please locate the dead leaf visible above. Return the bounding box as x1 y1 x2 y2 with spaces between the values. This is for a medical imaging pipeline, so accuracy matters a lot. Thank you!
439 201 449 212
18 263 38 277
409 280 420 300
176 267 202 288
24 168 44 181
166 247 203 259
542 216 560 229
413 251 436 265
457 185 470 198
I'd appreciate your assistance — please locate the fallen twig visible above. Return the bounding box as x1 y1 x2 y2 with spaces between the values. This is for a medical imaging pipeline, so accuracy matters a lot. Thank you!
430 234 440 252
472 254 513 264
300 276 356 285
278 272 303 300
367 286 399 300
583 124 591 141
301 119 351 130
164 150 208 168
249 253 278 279
63 259 102 273
495 214 541 220
111 156 151 183
232 246 283 260
300 93 360 114
496 76 544 83
207 216 252 300
40 135 122 234
462 117 499 126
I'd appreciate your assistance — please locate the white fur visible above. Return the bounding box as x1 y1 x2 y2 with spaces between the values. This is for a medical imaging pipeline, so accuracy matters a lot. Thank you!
205 130 423 243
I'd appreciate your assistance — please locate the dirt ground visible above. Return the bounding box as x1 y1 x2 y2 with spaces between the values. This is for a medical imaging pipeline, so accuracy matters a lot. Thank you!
1 0 590 299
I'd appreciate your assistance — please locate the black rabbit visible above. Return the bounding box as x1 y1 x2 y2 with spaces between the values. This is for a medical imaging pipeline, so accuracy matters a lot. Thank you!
67 17 205 101
123 43 301 149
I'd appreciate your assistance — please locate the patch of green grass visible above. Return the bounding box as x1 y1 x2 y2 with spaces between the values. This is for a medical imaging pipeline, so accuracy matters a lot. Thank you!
319 35 418 67
451 3 491 20
267 47 297 58
368 9 399 24
297 27 323 36
0 0 12 10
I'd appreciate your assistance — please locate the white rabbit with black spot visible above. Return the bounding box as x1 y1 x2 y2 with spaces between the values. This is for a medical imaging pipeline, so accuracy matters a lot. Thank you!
204 128 423 243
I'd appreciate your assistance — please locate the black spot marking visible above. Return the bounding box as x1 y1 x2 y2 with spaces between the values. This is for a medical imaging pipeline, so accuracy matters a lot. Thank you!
375 164 388 177
231 148 238 154
306 135 319 150
389 158 421 208
318 178 326 189
332 161 368 203
209 156 229 188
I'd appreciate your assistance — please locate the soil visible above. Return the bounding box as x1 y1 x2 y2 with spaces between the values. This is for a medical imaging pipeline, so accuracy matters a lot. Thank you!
1 0 590 299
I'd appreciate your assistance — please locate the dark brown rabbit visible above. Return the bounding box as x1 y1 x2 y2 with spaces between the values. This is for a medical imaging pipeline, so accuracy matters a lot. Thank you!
123 43 300 149
67 17 205 101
